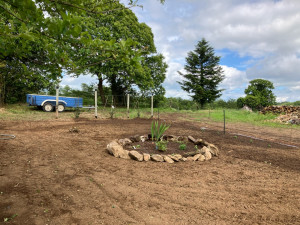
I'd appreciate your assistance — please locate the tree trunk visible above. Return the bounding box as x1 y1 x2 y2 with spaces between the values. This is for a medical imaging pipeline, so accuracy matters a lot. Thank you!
0 73 5 107
97 73 106 106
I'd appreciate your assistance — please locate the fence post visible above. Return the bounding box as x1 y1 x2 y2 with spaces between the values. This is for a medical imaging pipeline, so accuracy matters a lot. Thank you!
127 94 130 118
95 89 98 119
55 86 59 119
223 109 226 134
151 95 154 118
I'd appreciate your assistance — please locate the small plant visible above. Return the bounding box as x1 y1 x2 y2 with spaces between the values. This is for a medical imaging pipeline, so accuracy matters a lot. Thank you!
194 145 198 150
109 106 115 119
4 214 18 222
156 141 167 151
132 145 141 150
233 135 237 139
151 120 170 142
137 108 140 118
74 107 81 118
250 139 253 143
179 143 186 150
268 144 271 148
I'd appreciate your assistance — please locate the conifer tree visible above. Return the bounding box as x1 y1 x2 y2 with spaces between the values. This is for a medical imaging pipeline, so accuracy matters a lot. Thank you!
178 38 224 108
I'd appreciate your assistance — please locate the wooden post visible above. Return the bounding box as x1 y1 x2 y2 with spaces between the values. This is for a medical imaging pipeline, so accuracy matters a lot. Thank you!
127 94 130 118
55 86 59 119
223 109 226 134
151 95 154 118
95 89 98 119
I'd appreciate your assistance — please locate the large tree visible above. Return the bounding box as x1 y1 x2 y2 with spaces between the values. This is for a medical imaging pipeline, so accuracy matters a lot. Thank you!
178 38 224 108
0 0 165 106
69 4 166 104
237 79 276 109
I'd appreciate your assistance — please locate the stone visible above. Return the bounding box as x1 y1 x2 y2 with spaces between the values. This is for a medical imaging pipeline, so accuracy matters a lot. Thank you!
163 156 174 164
118 138 132 146
119 150 130 160
198 155 205 162
168 155 179 162
151 154 164 162
208 144 219 157
165 135 178 141
106 141 124 158
194 138 203 145
186 157 194 161
130 135 141 142
168 154 182 162
143 153 151 162
201 146 212 161
188 136 196 143
177 136 188 142
140 136 147 142
129 151 143 162
193 154 201 161
242 105 253 112
181 157 187 162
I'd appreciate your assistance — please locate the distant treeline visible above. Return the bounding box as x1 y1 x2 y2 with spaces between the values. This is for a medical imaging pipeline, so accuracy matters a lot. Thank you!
28 83 300 109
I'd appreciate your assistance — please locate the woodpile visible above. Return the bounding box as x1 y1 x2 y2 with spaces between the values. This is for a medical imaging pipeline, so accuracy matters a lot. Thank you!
261 106 300 125
260 106 300 115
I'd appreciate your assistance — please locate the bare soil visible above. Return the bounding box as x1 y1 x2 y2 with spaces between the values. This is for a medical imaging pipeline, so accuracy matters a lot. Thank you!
125 139 199 156
0 115 300 225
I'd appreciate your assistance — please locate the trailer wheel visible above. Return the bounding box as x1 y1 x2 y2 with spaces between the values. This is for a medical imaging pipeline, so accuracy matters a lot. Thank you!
58 104 65 112
43 103 54 112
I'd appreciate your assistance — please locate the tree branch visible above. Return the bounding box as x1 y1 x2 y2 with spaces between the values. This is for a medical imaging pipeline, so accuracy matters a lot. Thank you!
0 4 26 23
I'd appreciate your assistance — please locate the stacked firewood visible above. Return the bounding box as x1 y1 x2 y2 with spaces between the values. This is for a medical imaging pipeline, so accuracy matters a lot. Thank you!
261 106 300 115
261 106 300 125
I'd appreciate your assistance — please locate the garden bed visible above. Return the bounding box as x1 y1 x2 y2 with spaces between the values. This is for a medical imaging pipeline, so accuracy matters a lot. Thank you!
106 134 219 163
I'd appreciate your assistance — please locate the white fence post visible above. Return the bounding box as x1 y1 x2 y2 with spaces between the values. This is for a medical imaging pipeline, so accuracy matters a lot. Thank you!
95 89 98 119
151 95 154 118
55 86 59 119
127 94 130 118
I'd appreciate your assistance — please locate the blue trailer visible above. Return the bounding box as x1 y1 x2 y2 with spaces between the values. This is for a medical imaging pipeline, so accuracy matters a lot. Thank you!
26 94 83 112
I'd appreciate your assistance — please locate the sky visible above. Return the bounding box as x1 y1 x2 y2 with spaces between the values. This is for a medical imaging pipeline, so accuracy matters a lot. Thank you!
61 0 300 102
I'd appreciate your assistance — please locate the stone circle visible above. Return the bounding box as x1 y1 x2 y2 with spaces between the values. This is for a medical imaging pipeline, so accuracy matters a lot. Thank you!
106 135 219 163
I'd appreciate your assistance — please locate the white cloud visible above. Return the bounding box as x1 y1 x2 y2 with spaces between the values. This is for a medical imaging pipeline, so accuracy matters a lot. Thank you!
134 0 300 102
61 74 98 90
246 54 300 86
221 65 248 91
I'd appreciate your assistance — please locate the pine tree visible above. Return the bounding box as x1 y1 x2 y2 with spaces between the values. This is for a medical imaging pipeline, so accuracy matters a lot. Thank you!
178 38 224 108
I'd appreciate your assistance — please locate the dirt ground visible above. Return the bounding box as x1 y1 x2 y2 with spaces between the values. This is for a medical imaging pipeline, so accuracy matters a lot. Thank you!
0 114 300 225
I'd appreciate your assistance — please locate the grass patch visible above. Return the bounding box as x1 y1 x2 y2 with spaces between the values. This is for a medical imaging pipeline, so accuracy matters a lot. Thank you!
191 109 299 129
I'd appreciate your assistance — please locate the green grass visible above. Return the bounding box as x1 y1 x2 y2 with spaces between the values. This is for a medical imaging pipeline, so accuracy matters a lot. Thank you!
191 109 299 129
0 105 299 130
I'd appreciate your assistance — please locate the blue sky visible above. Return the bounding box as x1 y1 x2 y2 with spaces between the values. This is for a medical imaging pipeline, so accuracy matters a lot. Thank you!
61 0 300 102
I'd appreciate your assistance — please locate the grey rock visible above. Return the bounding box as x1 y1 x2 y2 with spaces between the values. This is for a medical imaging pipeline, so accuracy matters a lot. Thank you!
130 135 141 142
129 151 143 161
118 138 132 146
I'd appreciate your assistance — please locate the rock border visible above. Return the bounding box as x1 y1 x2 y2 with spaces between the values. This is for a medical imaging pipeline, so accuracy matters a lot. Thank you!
106 135 219 164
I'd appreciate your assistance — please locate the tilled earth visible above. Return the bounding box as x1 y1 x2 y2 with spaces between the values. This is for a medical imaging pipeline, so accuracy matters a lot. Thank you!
0 116 300 225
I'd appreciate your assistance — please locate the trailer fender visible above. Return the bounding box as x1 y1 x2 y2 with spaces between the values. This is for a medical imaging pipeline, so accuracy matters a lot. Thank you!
41 100 67 106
